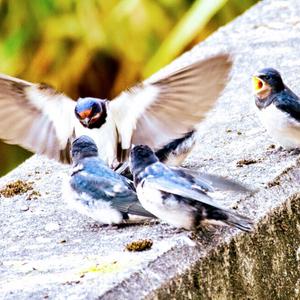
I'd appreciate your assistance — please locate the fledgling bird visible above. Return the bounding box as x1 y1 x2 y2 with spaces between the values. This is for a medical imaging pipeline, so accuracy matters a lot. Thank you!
0 54 232 168
63 135 154 225
130 145 253 232
252 68 300 149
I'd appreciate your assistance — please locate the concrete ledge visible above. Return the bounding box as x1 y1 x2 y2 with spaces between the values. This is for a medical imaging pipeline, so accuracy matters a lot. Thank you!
1 0 300 298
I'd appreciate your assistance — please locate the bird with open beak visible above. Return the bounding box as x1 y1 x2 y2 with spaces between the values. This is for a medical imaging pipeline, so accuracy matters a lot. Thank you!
0 54 232 169
130 145 253 232
252 68 300 150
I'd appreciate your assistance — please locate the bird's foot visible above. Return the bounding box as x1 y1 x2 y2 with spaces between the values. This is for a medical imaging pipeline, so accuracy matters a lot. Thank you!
141 219 160 226
114 221 144 228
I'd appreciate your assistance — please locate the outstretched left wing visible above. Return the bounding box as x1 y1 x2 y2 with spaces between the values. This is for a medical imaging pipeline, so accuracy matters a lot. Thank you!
110 54 232 161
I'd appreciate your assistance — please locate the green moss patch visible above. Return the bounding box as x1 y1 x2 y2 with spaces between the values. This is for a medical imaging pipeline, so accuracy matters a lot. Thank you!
126 239 153 252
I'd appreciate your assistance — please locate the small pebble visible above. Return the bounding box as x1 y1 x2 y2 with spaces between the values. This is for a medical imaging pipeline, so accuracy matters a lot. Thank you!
267 144 276 150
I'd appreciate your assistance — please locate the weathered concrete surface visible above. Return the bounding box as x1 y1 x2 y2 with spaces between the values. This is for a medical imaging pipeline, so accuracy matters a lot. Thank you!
1 0 300 299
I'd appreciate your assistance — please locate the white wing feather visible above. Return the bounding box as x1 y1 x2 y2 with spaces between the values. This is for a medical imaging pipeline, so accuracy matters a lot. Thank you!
110 54 232 155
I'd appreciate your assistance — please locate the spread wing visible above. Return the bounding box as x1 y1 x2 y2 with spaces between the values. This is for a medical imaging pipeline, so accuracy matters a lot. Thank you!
0 74 78 163
110 54 232 160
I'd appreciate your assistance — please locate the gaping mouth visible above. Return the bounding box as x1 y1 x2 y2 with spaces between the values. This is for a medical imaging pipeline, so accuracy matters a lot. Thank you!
252 76 265 93
78 109 92 119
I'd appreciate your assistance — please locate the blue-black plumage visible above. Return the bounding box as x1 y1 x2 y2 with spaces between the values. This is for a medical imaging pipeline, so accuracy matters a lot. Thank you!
63 135 154 225
130 145 253 232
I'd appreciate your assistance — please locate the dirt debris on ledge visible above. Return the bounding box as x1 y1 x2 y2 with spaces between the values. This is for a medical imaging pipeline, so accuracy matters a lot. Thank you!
0 180 34 198
125 239 153 252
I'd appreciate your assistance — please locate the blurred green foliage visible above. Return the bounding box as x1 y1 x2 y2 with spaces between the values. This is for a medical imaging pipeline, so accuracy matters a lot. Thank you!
0 0 258 176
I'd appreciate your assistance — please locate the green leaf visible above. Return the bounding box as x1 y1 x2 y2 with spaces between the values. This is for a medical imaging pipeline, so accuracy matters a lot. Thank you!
143 0 228 77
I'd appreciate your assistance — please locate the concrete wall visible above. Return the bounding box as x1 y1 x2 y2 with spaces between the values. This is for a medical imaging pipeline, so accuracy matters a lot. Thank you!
1 0 300 299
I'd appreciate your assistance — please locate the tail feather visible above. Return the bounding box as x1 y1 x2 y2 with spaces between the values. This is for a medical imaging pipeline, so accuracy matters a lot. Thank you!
203 204 253 232
223 211 253 232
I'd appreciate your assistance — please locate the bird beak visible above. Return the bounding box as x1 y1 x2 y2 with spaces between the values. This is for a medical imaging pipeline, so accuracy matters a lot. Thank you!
252 75 265 93
252 75 272 100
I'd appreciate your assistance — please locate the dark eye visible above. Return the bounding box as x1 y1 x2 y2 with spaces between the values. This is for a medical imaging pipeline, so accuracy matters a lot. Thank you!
92 104 101 113
264 75 270 80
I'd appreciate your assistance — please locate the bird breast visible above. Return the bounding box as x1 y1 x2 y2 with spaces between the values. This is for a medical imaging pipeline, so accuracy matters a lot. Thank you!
257 103 300 148
136 181 195 230
74 113 118 167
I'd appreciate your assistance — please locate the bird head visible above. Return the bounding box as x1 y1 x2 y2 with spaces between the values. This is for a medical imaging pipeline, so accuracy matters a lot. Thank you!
71 135 98 163
75 98 107 129
130 145 159 175
252 68 284 101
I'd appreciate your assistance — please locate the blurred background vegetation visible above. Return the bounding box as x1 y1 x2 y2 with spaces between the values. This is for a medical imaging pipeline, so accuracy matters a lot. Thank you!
0 0 258 176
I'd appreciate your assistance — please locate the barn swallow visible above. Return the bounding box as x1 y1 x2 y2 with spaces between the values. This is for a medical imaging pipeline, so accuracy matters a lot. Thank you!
63 135 154 225
0 54 232 167
252 68 300 149
130 145 253 232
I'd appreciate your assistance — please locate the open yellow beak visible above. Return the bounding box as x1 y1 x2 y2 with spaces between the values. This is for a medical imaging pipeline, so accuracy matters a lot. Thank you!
252 76 265 92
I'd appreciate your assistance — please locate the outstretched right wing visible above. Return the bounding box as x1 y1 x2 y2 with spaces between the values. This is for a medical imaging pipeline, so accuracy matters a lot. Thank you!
0 74 78 163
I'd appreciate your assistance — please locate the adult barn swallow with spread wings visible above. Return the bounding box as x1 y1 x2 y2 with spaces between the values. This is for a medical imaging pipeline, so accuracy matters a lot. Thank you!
0 54 232 168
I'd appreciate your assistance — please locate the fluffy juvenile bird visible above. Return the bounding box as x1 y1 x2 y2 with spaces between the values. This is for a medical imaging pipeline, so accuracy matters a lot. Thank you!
63 136 154 225
130 145 253 232
252 68 300 149
0 54 232 167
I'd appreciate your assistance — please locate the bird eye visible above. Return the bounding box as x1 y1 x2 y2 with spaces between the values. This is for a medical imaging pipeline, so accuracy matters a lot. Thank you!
264 75 270 80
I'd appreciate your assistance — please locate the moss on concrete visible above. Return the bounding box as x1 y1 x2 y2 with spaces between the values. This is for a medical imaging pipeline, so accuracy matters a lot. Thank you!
0 180 34 198
126 239 153 252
